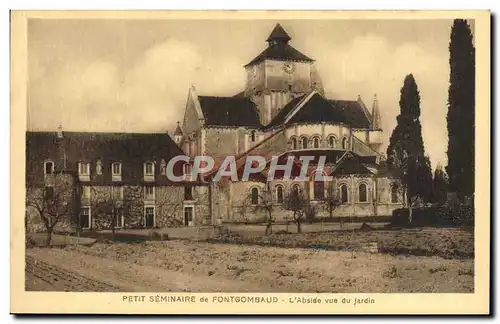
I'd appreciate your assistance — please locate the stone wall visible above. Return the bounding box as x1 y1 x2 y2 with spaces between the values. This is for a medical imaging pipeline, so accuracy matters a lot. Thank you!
204 128 239 166
285 124 352 150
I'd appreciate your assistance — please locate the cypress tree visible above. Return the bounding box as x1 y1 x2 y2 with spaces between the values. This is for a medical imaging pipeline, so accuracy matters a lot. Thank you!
432 164 449 205
446 19 475 202
387 74 433 212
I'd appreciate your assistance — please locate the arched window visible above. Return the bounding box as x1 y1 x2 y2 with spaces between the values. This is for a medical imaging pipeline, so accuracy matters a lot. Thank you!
342 137 348 150
358 183 367 202
301 137 308 149
250 130 256 142
276 185 284 204
312 137 320 148
328 136 336 148
314 179 324 200
391 184 399 203
291 137 298 150
292 184 301 195
251 187 259 205
340 184 348 203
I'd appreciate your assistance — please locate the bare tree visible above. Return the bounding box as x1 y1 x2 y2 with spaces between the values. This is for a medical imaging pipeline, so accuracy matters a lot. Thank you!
156 186 184 227
26 173 78 246
319 181 343 219
283 187 310 233
90 185 144 239
241 182 275 235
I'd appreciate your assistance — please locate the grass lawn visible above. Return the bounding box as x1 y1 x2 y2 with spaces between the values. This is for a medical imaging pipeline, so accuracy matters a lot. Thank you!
27 232 97 247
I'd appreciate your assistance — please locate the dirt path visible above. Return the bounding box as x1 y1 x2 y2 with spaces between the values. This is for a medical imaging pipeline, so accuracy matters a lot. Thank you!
25 255 121 292
26 248 274 292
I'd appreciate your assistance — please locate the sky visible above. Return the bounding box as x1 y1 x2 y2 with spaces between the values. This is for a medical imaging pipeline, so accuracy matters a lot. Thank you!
27 18 475 170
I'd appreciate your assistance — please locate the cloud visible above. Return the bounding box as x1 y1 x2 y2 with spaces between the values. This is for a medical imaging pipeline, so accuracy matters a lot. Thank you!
29 38 245 133
306 34 449 168
28 31 449 169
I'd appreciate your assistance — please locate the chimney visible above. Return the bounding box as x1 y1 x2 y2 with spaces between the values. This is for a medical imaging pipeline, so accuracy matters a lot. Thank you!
57 124 63 138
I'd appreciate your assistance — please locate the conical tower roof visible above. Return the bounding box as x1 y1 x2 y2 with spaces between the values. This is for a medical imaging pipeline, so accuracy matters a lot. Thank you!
371 94 382 130
266 23 291 43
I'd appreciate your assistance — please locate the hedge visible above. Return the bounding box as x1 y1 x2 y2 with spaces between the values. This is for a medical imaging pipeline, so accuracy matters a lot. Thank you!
391 205 474 227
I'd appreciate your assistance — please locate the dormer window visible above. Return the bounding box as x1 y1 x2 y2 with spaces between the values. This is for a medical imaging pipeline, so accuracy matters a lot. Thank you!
44 161 54 175
112 162 122 175
78 162 90 181
144 162 155 182
145 162 154 176
78 162 90 175
112 162 122 181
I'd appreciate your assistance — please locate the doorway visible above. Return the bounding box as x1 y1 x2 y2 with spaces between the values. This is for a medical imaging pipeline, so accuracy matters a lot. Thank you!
145 207 155 228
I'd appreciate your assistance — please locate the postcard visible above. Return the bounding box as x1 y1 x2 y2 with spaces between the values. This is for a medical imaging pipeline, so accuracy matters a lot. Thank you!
11 10 490 315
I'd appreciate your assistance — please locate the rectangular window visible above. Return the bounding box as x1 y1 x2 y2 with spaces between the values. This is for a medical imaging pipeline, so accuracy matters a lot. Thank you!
44 161 54 175
112 186 123 200
144 186 155 199
82 186 90 199
79 207 90 229
184 206 193 226
184 186 193 200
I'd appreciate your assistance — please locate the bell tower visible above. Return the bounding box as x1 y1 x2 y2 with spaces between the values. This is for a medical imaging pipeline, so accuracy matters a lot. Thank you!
243 23 324 125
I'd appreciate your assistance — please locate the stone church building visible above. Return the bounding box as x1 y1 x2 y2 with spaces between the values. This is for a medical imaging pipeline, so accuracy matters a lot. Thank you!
25 23 404 233
176 23 403 222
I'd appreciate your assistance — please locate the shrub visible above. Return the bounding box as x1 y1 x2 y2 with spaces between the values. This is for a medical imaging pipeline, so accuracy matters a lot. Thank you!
391 205 474 227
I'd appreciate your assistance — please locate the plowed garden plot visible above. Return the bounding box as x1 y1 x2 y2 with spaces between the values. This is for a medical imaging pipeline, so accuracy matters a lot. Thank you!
60 239 474 293
209 227 474 259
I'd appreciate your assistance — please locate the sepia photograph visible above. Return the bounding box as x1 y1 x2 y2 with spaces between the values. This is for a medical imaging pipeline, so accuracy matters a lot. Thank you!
11 10 490 314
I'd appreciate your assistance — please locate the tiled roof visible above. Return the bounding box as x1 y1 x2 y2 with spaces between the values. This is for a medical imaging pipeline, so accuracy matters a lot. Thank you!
26 131 190 186
376 160 399 178
264 94 306 129
265 93 372 130
288 93 347 125
244 43 314 67
266 23 291 42
328 100 371 129
198 96 262 128
330 153 374 176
